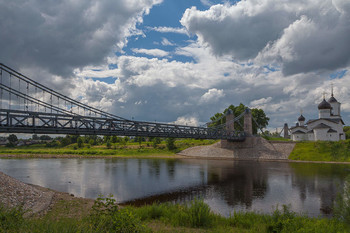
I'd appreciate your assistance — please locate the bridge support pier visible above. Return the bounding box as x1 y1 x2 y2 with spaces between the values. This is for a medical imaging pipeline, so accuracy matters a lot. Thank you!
221 108 254 149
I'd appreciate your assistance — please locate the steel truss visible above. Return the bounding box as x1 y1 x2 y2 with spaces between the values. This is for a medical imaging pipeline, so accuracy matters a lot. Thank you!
0 63 246 141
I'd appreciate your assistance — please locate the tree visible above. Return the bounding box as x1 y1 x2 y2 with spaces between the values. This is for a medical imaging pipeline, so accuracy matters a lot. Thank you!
152 137 162 148
209 103 269 134
124 137 129 143
8 134 18 144
166 138 176 150
60 137 71 147
32 134 39 140
89 139 95 146
103 136 111 143
77 137 84 148
343 126 350 139
111 135 117 143
106 141 112 149
40 135 52 141
135 136 143 146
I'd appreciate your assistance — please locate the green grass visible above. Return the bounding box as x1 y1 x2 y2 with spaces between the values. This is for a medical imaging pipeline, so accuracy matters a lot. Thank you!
262 136 291 141
1 199 349 233
289 140 350 162
0 139 218 157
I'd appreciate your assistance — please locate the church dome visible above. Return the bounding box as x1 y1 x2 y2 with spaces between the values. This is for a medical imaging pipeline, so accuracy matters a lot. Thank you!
298 115 305 121
328 96 338 103
318 99 332 110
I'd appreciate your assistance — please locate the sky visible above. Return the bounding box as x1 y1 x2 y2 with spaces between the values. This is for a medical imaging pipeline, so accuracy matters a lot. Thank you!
1 0 350 132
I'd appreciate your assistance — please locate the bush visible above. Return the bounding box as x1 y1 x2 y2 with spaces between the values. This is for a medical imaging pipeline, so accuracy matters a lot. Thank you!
5 142 15 147
90 195 146 232
166 138 176 150
334 175 350 224
106 141 112 149
0 205 25 232
89 139 96 146
45 140 59 148
187 199 214 227
77 137 84 148
171 199 215 228
152 137 162 148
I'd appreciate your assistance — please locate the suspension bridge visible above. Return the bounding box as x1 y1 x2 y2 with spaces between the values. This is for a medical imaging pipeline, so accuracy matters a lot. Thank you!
0 63 251 141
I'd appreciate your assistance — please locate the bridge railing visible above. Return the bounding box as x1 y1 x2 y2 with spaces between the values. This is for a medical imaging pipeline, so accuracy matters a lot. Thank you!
0 109 246 140
0 63 246 141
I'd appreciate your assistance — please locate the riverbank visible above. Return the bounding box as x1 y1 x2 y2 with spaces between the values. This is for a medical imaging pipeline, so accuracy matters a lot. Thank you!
3 138 350 165
0 138 216 158
179 138 296 160
1 170 349 232
0 171 95 218
289 140 350 162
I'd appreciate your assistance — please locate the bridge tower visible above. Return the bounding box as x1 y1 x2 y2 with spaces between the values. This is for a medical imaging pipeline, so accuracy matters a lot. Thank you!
226 109 234 133
243 108 253 136
221 108 254 149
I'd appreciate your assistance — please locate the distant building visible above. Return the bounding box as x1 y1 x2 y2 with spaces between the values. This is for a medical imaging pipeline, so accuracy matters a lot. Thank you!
290 89 345 141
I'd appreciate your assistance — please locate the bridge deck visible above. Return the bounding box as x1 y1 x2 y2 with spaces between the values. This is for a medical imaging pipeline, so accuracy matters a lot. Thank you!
0 109 246 141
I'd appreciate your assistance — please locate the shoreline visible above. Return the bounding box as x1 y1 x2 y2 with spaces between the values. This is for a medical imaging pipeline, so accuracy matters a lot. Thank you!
1 152 350 164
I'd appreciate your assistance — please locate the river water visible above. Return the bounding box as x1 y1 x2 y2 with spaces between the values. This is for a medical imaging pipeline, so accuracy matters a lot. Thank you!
0 158 349 217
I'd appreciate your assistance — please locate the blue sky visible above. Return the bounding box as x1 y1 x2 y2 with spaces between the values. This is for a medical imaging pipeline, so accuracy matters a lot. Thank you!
1 0 350 131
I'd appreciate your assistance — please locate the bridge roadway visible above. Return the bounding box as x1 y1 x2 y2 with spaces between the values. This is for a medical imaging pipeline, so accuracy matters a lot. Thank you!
0 63 246 141
0 109 246 141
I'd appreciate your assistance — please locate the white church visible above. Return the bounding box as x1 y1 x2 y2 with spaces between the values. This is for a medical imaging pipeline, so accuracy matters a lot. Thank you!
290 90 345 141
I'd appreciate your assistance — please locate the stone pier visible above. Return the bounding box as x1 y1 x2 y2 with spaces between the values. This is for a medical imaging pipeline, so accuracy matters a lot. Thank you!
217 108 296 159
221 108 255 149
178 108 296 160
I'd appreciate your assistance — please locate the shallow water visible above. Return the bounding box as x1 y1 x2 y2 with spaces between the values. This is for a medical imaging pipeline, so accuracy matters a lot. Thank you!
0 158 349 217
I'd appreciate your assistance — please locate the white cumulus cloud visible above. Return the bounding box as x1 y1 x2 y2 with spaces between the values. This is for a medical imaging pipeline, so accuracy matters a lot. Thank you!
200 88 225 103
132 48 169 57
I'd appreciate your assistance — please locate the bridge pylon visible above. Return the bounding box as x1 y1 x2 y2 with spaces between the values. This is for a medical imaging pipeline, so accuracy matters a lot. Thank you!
225 109 234 133
221 108 255 149
243 108 253 136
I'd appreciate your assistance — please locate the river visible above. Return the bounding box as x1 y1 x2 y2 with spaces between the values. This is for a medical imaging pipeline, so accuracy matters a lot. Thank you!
0 158 349 217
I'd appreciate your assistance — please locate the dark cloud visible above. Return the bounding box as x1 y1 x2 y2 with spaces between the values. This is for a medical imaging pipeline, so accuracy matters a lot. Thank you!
0 0 160 76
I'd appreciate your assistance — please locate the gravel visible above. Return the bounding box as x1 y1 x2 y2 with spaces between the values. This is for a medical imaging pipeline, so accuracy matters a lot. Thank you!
0 171 54 216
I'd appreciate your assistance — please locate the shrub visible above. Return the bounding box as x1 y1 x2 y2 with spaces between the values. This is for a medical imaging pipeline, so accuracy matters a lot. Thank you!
5 142 15 147
166 138 176 150
334 175 350 224
172 199 214 228
106 141 112 149
152 137 162 148
90 195 146 233
187 199 214 227
0 205 25 232
89 139 96 146
45 140 59 148
77 137 84 148
267 204 296 232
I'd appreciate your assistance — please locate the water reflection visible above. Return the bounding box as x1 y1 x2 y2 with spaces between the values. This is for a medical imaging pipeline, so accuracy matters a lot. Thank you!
0 158 349 217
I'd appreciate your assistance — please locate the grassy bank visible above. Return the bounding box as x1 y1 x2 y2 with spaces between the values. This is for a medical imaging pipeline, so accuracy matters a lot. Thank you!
1 197 348 233
0 139 217 158
289 140 350 162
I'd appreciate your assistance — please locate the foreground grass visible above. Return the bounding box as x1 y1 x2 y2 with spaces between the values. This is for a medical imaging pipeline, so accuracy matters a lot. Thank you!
289 140 350 162
1 198 349 233
0 139 217 157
